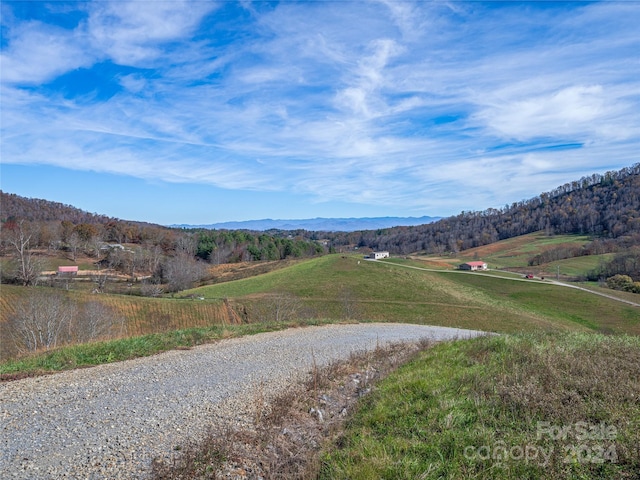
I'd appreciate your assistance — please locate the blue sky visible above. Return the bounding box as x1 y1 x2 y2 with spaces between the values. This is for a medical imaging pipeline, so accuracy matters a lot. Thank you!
1 1 639 225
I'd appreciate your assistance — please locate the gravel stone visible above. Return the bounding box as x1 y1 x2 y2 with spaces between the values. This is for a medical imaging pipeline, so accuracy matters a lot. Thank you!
0 323 485 479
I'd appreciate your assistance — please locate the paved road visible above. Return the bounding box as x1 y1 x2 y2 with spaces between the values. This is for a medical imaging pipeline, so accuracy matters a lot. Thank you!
0 323 486 479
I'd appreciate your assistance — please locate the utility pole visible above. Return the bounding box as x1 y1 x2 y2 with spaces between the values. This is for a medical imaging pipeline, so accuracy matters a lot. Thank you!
557 265 560 281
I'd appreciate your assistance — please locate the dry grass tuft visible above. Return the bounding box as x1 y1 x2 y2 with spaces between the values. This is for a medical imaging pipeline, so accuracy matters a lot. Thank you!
482 334 640 424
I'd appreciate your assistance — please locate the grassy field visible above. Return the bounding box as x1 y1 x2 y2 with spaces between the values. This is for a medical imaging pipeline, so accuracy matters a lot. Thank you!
420 232 594 271
187 254 640 335
461 232 593 269
434 270 640 334
319 333 640 479
540 253 615 278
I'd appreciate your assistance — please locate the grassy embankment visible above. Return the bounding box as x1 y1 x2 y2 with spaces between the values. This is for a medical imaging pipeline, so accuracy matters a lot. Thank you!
0 319 331 380
319 332 640 479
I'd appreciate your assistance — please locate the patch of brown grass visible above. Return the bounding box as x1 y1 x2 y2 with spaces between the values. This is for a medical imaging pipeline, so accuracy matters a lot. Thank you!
480 335 640 423
205 260 299 284
463 333 640 476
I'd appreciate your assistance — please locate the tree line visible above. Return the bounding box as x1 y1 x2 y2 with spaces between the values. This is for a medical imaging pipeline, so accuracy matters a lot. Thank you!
319 164 640 256
0 194 326 292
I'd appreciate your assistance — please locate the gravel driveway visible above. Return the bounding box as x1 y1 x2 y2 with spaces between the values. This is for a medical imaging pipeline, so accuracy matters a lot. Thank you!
1 323 486 479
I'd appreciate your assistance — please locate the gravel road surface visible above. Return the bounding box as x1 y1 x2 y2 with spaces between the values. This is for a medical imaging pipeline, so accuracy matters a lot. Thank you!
1 323 486 479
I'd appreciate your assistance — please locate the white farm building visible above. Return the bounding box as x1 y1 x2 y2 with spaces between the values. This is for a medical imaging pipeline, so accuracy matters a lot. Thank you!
459 261 488 271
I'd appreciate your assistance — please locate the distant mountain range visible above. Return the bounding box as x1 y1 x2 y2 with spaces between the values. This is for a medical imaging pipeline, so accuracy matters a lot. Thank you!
172 216 441 232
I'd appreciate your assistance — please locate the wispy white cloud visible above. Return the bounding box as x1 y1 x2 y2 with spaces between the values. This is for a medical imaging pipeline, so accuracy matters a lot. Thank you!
0 21 95 83
86 1 219 65
477 84 609 141
1 0 639 218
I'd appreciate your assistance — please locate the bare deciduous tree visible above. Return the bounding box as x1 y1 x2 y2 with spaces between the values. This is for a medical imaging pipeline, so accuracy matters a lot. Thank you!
141 279 164 297
9 290 76 352
209 245 232 265
2 220 43 286
92 271 109 293
163 253 207 292
106 247 125 271
136 243 163 275
90 234 104 259
67 231 82 261
250 292 302 322
75 301 123 342
175 233 198 256
148 244 163 275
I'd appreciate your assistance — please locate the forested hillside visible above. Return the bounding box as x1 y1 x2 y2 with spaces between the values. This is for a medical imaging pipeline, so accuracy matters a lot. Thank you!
0 191 325 289
0 192 111 224
325 164 640 255
0 191 174 247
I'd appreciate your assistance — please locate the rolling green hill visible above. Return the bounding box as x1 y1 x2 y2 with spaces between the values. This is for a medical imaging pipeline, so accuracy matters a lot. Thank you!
186 254 639 335
413 231 632 290
170 253 639 480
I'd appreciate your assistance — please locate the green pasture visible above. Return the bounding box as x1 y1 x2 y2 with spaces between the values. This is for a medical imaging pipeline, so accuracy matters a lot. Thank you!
444 271 639 335
415 232 620 284
458 232 593 269
187 254 640 335
540 253 615 277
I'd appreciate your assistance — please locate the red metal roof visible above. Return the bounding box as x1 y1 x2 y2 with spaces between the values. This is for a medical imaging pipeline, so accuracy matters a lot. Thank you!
466 261 486 266
58 266 79 273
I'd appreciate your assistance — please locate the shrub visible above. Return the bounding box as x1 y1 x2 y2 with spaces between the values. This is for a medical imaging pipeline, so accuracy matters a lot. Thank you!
606 274 640 293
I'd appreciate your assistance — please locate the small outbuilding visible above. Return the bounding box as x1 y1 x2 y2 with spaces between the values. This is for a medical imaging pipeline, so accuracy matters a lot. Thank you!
57 266 79 276
370 251 390 260
459 261 488 271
